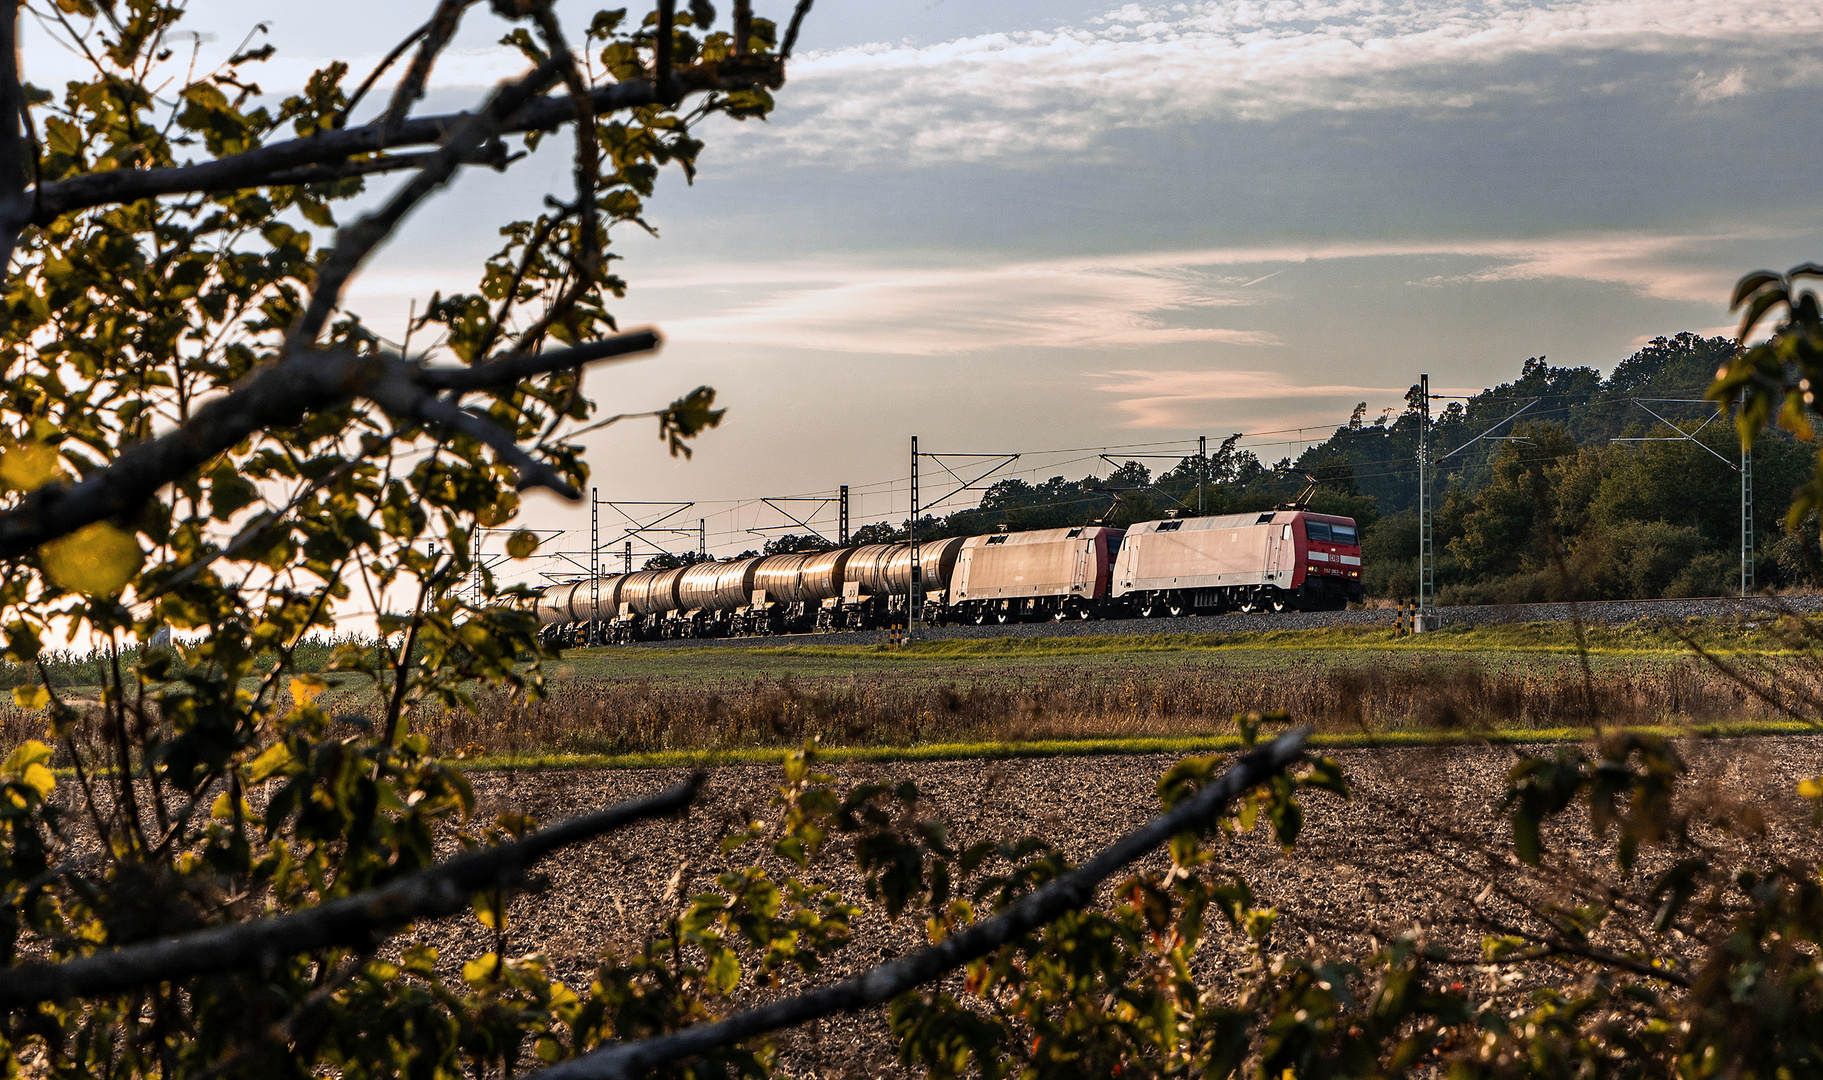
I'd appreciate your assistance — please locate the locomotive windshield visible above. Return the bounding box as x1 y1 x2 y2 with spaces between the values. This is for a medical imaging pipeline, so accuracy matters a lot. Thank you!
1306 520 1358 545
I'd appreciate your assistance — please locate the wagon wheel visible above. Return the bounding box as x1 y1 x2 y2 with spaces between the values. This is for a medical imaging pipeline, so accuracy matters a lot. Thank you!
995 606 1013 625
1166 595 1189 618
972 606 991 626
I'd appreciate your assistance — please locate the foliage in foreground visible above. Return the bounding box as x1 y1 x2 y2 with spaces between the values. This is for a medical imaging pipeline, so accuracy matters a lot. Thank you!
7 0 1823 1073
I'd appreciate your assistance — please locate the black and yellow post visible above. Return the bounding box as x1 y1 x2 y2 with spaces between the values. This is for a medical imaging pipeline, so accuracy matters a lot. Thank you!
1395 602 1411 637
888 623 904 648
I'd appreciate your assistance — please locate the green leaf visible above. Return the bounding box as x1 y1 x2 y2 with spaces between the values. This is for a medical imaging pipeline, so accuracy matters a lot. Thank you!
705 947 741 995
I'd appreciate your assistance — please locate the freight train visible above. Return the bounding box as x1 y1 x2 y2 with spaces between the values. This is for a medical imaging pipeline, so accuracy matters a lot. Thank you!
534 509 1363 644
532 510 1363 645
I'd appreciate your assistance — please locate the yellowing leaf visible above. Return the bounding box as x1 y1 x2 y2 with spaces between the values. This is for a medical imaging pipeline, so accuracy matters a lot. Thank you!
246 741 295 783
1800 777 1823 800
12 685 48 710
462 953 500 986
2 740 51 776
211 791 258 821
506 529 540 559
289 676 326 706
20 764 53 799
0 441 63 492
472 889 505 930
41 522 144 595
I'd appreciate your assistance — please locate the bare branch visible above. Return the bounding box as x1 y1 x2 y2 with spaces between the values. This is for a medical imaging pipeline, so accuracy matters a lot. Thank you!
384 388 580 498
248 139 514 189
534 728 1313 1080
27 58 785 228
416 328 661 392
0 331 659 558
337 18 433 129
382 0 475 141
0 773 705 1008
732 0 751 54
780 0 814 60
0 0 26 268
290 57 563 347
655 0 676 97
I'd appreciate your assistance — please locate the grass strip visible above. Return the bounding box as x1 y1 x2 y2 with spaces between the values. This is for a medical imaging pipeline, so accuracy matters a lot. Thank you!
590 622 1804 662
457 720 1822 772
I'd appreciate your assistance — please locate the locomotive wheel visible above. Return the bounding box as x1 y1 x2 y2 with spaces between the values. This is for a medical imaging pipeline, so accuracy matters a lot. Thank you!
1167 595 1189 618
1237 594 1257 614
1270 594 1288 613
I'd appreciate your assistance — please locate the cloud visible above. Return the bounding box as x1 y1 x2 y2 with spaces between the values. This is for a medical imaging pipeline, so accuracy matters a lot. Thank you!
629 224 1772 358
724 0 1823 168
649 255 1280 355
1090 368 1405 428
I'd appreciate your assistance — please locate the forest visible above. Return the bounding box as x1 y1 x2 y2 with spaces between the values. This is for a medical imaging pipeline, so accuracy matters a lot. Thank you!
740 332 1814 604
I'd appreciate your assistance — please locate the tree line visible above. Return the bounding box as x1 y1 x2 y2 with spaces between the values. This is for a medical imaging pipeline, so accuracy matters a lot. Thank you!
798 333 1813 603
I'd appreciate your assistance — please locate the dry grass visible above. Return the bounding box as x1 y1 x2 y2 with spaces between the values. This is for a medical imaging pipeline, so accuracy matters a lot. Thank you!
415 655 1800 758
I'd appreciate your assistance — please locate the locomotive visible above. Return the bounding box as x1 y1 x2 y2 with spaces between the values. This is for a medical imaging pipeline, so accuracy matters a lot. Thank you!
533 509 1363 644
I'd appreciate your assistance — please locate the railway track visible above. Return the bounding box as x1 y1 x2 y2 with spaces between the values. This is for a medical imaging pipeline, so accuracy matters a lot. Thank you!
618 594 1823 648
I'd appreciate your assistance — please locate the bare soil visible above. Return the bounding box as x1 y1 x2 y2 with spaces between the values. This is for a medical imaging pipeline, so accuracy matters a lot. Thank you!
416 736 1823 1077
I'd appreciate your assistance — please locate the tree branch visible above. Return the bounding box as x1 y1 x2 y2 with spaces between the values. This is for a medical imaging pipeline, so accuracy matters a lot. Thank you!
418 329 660 391
290 57 564 347
0 773 705 1008
382 0 475 141
26 57 785 228
534 728 1313 1080
0 0 25 270
249 139 515 189
0 330 659 558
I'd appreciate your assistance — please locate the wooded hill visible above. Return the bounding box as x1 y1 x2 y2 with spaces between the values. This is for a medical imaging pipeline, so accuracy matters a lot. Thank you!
748 333 1815 603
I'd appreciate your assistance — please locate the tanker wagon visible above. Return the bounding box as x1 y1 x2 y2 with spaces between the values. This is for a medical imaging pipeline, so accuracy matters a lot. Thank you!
942 525 1123 624
1112 510 1362 615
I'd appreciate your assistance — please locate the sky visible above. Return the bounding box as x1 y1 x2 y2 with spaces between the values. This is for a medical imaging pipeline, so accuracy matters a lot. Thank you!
27 0 1823 576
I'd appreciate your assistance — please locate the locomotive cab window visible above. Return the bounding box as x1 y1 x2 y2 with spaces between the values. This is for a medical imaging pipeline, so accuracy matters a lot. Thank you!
1305 521 1332 543
1281 524 1292 540
1330 523 1358 545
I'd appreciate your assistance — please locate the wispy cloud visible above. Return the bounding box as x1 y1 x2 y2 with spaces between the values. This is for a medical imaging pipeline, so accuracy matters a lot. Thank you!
1090 368 1405 428
727 0 1823 167
648 256 1278 355
631 225 1772 357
